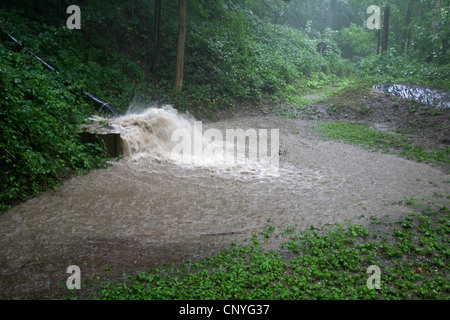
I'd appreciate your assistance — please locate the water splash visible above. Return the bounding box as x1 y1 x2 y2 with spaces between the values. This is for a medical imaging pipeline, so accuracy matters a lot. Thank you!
115 105 195 160
97 105 281 178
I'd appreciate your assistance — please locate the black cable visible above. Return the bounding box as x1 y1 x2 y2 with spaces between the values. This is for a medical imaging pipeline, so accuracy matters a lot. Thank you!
2 30 121 118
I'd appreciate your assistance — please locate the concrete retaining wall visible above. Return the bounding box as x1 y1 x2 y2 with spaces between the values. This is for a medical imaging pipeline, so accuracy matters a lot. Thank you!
79 131 123 157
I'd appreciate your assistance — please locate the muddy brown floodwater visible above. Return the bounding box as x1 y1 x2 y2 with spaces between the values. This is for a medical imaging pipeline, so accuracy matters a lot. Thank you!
0 108 448 299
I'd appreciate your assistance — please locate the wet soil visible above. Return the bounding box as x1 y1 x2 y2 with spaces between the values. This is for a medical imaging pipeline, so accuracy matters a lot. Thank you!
0 84 448 300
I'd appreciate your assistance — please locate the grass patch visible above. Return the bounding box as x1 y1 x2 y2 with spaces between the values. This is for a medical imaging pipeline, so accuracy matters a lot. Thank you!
321 81 374 111
314 122 449 164
91 202 449 300
269 79 355 119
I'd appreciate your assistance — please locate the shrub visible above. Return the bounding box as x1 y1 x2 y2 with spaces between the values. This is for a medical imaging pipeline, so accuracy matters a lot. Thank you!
0 37 108 211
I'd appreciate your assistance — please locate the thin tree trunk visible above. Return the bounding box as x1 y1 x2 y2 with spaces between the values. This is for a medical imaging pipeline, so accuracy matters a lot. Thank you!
434 0 442 18
382 5 390 54
174 0 187 92
401 0 416 55
412 0 423 51
377 29 381 55
406 28 412 55
432 0 442 30
442 1 449 58
327 0 337 29
151 0 162 73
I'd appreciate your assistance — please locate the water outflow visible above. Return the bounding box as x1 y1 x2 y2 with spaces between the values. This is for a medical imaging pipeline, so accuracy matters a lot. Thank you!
105 106 280 177
373 84 450 108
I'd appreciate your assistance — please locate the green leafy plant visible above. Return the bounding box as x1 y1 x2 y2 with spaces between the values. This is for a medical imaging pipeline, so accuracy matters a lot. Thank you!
0 22 110 211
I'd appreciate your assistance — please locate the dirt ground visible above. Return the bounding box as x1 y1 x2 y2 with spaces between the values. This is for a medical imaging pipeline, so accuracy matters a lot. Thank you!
0 85 448 300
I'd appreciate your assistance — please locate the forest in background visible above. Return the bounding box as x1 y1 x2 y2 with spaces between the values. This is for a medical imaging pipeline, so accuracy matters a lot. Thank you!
0 0 449 210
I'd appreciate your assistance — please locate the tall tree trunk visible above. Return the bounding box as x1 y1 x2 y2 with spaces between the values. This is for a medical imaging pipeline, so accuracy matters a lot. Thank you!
377 29 381 55
327 0 337 29
432 0 442 30
174 0 187 92
401 0 416 55
412 0 423 51
433 0 442 18
151 0 162 73
131 0 135 19
382 5 390 54
442 1 449 58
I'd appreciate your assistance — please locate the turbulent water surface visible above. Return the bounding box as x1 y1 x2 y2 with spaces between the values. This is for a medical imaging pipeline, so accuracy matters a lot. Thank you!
0 106 448 298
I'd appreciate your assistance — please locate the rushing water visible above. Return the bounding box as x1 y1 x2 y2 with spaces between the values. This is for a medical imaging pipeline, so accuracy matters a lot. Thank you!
110 106 281 177
373 84 450 108
1 106 448 298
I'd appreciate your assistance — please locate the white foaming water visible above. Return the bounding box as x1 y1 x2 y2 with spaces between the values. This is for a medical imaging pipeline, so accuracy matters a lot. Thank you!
104 105 281 178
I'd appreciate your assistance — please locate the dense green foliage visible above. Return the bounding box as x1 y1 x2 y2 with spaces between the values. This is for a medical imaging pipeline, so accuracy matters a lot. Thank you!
95 201 449 300
0 7 144 210
0 24 109 210
357 52 450 89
